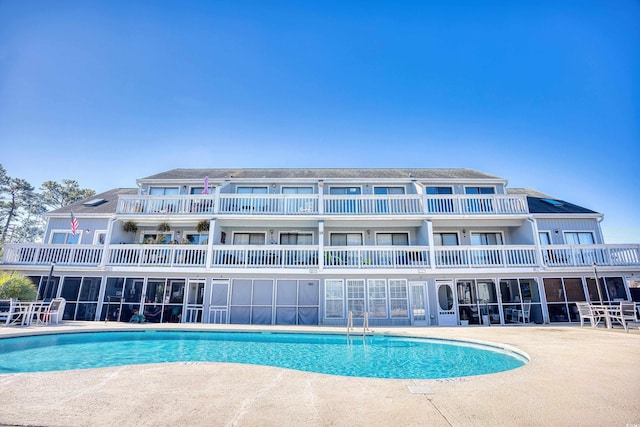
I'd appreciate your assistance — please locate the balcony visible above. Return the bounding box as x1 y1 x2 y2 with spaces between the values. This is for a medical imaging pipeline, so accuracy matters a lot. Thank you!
434 246 538 268
115 193 528 216
424 194 528 215
2 244 104 266
4 243 639 270
542 245 640 267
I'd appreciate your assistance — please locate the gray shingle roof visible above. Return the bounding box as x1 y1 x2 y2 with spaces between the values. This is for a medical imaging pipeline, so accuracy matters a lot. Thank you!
141 168 503 181
48 188 138 215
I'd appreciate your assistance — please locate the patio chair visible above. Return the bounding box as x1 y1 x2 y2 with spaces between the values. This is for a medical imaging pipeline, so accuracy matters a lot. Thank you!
0 298 17 326
608 302 638 333
512 301 531 323
43 298 66 325
576 302 605 328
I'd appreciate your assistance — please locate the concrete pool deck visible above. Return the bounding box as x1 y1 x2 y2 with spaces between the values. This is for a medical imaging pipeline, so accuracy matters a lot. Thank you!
1 322 639 426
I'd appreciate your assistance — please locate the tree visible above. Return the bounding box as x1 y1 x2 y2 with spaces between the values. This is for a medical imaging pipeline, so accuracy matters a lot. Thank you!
40 179 95 210
0 176 38 245
0 165 95 247
0 271 38 301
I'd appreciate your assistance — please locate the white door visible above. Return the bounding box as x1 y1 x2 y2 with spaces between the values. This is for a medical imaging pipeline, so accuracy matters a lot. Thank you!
208 280 229 324
436 280 458 326
184 280 205 323
410 282 429 325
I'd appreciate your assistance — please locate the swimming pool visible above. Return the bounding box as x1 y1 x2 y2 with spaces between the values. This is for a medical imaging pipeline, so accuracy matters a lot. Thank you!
0 331 527 378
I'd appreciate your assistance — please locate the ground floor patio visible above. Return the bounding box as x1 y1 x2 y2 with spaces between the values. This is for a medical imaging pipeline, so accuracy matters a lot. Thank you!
0 323 639 426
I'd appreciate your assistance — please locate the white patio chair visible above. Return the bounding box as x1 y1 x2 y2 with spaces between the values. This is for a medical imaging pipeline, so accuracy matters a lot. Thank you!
512 301 531 323
608 302 638 333
43 298 66 325
0 298 17 326
575 302 603 328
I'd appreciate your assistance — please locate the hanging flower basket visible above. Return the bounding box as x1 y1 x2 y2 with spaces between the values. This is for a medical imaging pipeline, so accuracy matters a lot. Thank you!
122 220 138 234
157 222 171 232
196 220 210 233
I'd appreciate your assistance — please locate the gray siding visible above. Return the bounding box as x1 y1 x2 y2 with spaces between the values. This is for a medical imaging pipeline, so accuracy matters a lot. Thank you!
536 218 603 244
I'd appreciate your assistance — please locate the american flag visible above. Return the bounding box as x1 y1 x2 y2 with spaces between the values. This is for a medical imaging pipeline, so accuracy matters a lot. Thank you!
70 211 79 237
203 176 209 194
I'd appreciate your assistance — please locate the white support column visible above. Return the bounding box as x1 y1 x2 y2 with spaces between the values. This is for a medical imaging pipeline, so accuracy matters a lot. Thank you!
318 220 325 271
213 185 222 214
100 217 117 267
425 219 436 269
527 217 545 268
206 218 217 269
318 180 324 215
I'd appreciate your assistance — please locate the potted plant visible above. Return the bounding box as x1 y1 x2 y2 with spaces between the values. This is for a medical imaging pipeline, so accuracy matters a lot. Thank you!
157 222 171 232
196 220 210 233
122 220 138 234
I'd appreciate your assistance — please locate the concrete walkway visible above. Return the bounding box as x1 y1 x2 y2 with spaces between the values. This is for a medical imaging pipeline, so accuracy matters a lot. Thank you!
1 323 639 427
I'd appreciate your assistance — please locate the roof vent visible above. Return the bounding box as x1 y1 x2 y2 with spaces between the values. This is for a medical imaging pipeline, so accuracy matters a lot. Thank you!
83 198 107 207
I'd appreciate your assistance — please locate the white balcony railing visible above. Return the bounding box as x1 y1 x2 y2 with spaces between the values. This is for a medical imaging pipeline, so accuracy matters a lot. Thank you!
211 245 318 267
3 243 639 270
217 195 318 215
323 246 430 268
323 195 423 215
108 245 207 267
2 244 104 266
116 193 528 216
424 194 529 215
117 195 215 214
542 245 640 267
434 245 538 268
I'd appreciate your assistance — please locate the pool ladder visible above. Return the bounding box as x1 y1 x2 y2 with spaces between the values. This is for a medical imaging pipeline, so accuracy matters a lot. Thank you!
347 311 369 340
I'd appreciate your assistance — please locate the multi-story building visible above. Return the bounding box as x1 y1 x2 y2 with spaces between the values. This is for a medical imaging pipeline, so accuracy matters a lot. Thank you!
2 168 639 327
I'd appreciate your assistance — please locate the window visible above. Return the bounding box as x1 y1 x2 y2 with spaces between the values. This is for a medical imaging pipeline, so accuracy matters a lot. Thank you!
374 187 405 195
237 186 268 194
233 233 266 245
389 279 408 318
434 233 459 246
190 186 214 195
325 280 344 318
282 187 314 194
142 233 172 244
426 187 453 194
185 233 208 244
346 279 366 317
564 232 595 245
50 231 81 244
329 187 361 195
465 187 495 194
149 187 179 195
376 233 409 246
368 279 388 318
280 233 313 245
471 233 503 245
539 232 551 245
330 233 363 246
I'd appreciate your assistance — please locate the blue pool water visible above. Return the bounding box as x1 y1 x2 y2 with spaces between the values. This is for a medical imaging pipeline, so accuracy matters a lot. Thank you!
0 331 527 378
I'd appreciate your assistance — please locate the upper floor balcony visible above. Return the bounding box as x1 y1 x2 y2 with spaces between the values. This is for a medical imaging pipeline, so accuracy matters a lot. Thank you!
4 243 639 270
116 193 529 216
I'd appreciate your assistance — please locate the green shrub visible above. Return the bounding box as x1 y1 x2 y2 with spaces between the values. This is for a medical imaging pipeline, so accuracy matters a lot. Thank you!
0 271 39 301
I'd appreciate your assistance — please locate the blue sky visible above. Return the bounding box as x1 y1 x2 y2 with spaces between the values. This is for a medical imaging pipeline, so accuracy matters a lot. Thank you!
0 1 638 243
